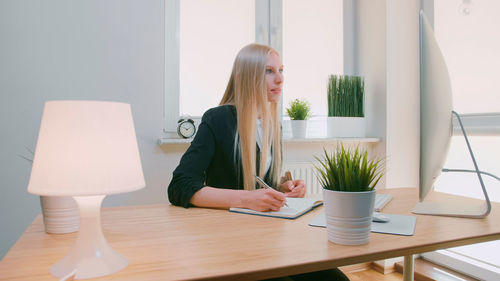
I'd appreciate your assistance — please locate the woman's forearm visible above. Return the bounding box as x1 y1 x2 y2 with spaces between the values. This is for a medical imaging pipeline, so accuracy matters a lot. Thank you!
191 185 287 212
190 186 250 209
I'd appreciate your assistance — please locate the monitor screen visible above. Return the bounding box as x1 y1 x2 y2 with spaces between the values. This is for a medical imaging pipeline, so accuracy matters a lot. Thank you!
419 10 453 202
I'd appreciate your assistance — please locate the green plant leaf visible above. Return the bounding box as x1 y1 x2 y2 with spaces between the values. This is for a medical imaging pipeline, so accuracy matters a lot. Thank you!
313 144 385 192
327 75 365 117
286 98 311 120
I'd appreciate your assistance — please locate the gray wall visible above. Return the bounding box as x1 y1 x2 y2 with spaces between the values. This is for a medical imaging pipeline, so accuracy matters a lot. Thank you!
0 0 184 259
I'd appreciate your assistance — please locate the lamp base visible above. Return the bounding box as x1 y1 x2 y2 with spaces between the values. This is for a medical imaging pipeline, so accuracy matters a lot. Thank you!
50 195 128 279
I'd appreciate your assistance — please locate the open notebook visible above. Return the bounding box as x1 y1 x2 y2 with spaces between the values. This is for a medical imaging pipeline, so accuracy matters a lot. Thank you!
229 197 323 219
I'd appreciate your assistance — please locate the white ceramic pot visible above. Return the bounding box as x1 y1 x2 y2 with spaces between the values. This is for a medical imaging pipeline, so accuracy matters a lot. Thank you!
322 189 376 245
326 117 365 138
290 120 307 138
40 196 80 234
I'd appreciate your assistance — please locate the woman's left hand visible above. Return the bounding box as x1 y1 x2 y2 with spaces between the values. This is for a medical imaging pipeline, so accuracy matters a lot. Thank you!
280 180 306 198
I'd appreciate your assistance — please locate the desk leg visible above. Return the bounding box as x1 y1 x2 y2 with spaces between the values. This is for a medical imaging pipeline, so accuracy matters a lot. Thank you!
403 255 414 281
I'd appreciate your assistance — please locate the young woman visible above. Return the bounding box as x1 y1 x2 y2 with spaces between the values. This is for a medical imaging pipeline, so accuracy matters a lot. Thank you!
168 43 306 211
168 43 349 281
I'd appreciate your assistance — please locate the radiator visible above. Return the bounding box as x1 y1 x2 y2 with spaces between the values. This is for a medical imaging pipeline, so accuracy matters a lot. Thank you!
283 162 322 195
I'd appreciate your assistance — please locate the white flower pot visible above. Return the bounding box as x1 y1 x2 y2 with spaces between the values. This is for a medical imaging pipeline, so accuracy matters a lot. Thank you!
290 120 307 138
322 189 376 245
327 117 365 138
40 196 80 234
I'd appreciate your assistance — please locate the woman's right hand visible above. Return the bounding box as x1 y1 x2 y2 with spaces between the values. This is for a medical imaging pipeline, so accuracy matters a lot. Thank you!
242 188 287 212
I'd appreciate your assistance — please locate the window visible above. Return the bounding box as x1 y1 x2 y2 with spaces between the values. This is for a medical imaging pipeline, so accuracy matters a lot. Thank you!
179 0 255 117
434 0 499 114
421 1 500 279
282 0 343 117
164 0 344 134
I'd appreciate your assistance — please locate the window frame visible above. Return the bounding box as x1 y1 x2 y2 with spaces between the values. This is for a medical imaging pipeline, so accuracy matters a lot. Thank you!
452 113 500 136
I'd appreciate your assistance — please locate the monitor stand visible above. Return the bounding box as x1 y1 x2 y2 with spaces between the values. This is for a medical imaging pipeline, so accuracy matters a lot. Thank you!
413 197 489 218
413 111 491 218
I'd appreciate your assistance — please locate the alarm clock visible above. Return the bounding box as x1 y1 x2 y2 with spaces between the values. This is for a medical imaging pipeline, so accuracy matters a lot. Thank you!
177 117 196 138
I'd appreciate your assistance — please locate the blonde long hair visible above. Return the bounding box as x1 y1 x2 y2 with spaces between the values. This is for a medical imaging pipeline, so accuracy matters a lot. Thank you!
220 44 282 190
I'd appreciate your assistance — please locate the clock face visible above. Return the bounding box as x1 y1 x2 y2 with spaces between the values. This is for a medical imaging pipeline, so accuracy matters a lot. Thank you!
178 120 196 138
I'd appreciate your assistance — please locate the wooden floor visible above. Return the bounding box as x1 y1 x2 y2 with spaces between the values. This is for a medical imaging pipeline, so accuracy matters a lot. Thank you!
346 269 403 281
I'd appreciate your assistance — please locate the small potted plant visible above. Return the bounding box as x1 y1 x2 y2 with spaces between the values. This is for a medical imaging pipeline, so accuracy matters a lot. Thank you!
286 98 311 138
314 144 384 245
327 75 365 137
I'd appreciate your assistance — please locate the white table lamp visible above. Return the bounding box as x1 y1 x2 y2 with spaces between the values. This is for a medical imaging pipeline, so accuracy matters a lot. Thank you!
28 100 145 279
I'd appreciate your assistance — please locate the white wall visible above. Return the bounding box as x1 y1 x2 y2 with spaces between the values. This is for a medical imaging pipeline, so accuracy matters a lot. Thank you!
352 0 420 189
0 0 183 259
385 0 420 188
353 0 388 187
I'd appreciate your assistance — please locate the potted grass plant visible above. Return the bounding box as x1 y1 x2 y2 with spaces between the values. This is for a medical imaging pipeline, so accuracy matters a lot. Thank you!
286 98 311 138
327 75 365 137
314 144 384 245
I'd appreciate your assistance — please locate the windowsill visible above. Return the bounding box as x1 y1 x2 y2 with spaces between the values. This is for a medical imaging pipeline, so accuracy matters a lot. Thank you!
283 136 380 143
160 117 381 145
158 136 380 145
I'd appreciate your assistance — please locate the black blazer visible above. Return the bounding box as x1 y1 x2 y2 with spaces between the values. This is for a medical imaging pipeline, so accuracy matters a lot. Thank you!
168 105 273 208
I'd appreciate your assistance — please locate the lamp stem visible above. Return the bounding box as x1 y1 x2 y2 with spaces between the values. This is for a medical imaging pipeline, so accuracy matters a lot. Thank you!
50 195 128 279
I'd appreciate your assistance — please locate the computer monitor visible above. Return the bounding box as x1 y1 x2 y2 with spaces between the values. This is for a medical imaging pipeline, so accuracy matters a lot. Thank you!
412 10 491 218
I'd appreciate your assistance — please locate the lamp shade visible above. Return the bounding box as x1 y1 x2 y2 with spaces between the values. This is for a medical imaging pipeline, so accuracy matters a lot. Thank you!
28 100 145 196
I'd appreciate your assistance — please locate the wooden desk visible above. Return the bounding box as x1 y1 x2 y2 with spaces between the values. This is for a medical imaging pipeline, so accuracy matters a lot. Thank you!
1 188 499 281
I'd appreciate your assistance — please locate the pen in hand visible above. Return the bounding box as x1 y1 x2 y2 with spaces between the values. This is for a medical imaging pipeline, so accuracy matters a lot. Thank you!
255 175 289 208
